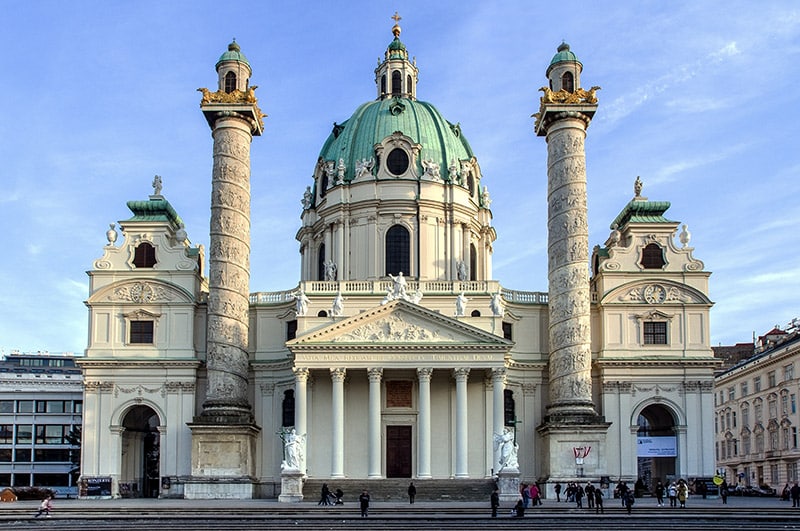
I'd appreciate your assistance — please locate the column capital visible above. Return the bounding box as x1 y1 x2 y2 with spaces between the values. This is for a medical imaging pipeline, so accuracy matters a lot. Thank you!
491 367 506 384
417 367 433 382
330 367 347 383
367 367 384 383
453 367 471 382
293 367 309 382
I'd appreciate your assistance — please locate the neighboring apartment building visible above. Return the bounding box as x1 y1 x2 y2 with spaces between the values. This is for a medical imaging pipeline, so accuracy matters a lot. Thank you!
0 352 83 497
714 322 800 489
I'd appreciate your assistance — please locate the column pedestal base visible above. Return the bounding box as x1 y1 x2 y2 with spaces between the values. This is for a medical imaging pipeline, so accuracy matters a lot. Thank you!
496 467 521 504
185 422 261 499
537 417 609 483
278 468 305 503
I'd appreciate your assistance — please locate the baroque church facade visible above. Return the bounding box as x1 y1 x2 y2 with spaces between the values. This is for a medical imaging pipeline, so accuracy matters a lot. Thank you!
78 22 717 499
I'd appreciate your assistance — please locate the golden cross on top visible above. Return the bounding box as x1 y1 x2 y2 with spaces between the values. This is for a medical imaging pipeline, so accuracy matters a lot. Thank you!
391 12 401 24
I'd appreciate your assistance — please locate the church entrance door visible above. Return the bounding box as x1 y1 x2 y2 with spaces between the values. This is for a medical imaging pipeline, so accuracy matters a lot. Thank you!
120 405 160 498
386 425 412 478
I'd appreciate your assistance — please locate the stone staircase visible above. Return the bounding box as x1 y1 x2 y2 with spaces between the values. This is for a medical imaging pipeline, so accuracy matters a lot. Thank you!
303 478 495 503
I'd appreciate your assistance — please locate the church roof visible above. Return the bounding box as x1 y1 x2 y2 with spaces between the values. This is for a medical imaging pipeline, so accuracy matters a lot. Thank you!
126 197 183 227
216 40 249 68
318 97 474 181
548 42 582 68
610 199 675 229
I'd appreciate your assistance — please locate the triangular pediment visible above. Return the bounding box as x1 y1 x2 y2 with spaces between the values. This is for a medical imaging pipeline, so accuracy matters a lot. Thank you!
287 300 511 369
289 299 510 347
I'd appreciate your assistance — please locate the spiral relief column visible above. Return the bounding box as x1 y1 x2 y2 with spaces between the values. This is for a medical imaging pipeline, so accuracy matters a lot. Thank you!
534 43 608 483
187 41 264 499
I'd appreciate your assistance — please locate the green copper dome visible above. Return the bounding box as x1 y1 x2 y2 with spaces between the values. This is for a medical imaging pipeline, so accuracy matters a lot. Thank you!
549 42 581 67
216 41 249 68
318 97 475 182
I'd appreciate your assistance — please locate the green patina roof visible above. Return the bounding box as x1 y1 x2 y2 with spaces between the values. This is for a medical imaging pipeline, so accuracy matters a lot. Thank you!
216 41 249 68
611 199 675 229
318 97 474 181
126 198 183 227
549 42 581 67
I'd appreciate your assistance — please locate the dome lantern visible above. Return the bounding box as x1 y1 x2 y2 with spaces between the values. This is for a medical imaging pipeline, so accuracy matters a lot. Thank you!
546 42 583 93
374 12 419 100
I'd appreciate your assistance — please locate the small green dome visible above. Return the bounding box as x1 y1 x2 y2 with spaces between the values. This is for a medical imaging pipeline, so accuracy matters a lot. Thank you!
216 40 250 68
549 42 581 67
318 97 474 182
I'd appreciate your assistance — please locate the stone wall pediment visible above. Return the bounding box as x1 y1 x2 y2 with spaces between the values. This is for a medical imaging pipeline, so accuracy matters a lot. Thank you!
600 280 712 305
289 299 510 347
88 279 195 304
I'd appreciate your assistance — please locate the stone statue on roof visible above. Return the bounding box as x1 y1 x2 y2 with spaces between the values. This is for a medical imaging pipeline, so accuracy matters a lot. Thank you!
634 176 643 198
152 175 163 196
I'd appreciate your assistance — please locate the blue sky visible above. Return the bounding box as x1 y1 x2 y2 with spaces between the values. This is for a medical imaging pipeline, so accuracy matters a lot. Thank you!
1 1 798 355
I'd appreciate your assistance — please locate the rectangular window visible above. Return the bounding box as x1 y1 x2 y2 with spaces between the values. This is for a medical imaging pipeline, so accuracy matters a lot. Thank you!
15 424 32 444
785 364 794 382
15 448 31 462
34 449 71 462
728 387 735 401
73 400 83 414
0 400 13 413
792 395 797 414
0 448 11 462
768 371 777 388
17 400 33 413
733 411 737 428
31 473 69 487
754 377 762 392
35 425 67 445
755 403 763 422
741 381 749 396
794 427 798 449
502 322 513 341
742 408 749 427
769 400 777 420
783 395 789 416
643 321 667 344
784 427 791 450
0 424 13 444
130 321 154 344
771 464 779 485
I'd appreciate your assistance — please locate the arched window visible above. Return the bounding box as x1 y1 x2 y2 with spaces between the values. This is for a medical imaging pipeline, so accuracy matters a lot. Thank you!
469 244 477 281
407 75 412 97
282 390 295 427
385 225 410 276
317 243 326 281
381 74 387 96
467 174 475 196
470 310 481 317
640 243 666 269
561 71 574 93
391 70 401 97
133 242 156 268
224 71 237 93
319 173 328 198
504 389 516 426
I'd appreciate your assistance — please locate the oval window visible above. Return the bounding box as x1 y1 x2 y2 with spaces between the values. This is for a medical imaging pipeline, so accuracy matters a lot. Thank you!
387 148 409 176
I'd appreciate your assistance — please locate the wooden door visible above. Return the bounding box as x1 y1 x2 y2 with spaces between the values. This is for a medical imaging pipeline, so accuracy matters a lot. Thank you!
386 425 412 478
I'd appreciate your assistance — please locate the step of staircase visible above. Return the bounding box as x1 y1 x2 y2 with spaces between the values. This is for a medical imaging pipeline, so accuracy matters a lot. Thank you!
303 478 495 503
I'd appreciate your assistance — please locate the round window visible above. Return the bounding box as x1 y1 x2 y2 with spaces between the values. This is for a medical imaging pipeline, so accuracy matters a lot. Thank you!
386 148 409 176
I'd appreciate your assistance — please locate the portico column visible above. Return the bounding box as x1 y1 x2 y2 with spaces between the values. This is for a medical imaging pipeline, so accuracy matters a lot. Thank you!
367 368 383 478
417 368 433 478
492 368 506 474
454 367 470 477
293 367 309 472
330 368 346 478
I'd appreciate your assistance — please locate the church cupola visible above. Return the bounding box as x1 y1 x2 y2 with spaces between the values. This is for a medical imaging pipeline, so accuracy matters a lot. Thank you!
215 40 251 93
374 12 419 100
546 42 582 92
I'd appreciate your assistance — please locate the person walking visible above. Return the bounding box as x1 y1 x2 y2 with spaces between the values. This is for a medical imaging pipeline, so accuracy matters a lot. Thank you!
33 495 52 518
720 481 728 504
407 482 416 504
624 490 635 514
319 483 331 505
594 487 604 514
585 482 595 509
667 481 678 507
359 490 370 517
521 483 530 508
616 481 629 507
790 482 800 507
654 480 665 507
554 482 562 502
677 480 688 508
491 488 500 517
574 483 584 508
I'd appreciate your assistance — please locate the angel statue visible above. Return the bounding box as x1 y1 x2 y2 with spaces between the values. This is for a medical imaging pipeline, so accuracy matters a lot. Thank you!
493 427 519 471
354 157 375 180
421 158 441 180
280 428 305 470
